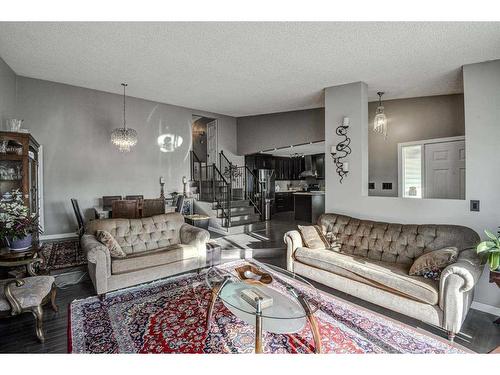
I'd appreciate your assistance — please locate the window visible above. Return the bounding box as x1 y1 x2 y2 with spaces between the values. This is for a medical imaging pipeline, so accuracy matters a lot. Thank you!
401 145 422 198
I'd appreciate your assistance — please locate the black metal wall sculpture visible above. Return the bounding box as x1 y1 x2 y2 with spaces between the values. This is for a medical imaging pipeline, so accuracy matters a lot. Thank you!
330 117 351 183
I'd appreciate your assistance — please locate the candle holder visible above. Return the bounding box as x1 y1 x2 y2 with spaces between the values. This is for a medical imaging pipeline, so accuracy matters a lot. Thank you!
330 117 351 183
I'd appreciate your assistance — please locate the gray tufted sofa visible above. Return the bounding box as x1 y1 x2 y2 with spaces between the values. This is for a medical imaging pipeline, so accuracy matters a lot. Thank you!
82 212 210 296
284 213 483 340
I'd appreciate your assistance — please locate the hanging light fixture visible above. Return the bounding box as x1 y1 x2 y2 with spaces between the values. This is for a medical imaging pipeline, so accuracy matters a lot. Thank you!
111 83 138 152
373 91 388 139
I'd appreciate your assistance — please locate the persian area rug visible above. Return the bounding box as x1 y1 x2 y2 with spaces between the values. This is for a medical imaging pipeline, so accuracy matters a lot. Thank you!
68 260 471 354
41 239 86 272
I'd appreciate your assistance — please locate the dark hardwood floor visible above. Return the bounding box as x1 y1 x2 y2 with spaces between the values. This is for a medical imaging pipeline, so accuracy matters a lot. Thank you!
1 212 499 353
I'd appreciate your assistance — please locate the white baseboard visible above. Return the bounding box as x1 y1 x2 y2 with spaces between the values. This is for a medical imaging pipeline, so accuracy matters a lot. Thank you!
471 301 500 317
40 232 78 241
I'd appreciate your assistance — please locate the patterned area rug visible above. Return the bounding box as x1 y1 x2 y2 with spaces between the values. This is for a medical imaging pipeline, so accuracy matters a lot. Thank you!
41 239 86 272
69 260 470 354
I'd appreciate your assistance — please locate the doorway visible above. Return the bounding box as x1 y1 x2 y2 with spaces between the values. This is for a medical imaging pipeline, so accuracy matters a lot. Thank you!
191 115 216 163
398 136 465 199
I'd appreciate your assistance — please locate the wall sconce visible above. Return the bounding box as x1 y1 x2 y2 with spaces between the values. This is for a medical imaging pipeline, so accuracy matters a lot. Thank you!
330 116 351 183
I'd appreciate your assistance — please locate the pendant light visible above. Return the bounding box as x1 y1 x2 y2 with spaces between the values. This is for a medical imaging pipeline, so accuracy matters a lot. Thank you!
111 83 138 152
373 91 388 139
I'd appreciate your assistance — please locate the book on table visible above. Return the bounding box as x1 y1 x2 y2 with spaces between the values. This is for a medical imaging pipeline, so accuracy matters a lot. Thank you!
240 287 273 309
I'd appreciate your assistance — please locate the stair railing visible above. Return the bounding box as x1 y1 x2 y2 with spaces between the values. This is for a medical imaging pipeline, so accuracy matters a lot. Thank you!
220 150 263 220
212 163 231 227
243 166 263 217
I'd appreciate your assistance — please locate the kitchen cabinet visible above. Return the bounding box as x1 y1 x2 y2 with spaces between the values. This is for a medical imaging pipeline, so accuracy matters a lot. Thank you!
275 192 294 212
245 154 306 181
312 154 325 179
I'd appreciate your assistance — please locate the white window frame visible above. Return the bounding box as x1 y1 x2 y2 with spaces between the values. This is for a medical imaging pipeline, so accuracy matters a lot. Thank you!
397 136 465 199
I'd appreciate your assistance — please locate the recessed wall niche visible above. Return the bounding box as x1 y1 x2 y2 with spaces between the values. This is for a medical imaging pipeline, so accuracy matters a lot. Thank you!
368 94 465 200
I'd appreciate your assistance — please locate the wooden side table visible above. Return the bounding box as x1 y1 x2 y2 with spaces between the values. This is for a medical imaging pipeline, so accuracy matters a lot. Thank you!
0 246 44 277
489 270 500 324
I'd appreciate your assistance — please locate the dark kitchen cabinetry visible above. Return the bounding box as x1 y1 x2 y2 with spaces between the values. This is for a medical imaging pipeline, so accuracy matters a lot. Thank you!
312 154 325 179
246 153 322 181
275 192 294 212
273 156 304 181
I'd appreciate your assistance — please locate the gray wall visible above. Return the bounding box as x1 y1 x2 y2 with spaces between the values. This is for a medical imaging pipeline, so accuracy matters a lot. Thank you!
237 108 324 155
0 57 16 129
16 77 239 235
325 60 500 309
368 94 465 197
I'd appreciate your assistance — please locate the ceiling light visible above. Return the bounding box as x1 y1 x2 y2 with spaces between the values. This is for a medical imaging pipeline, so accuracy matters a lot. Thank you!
373 91 388 139
111 83 138 152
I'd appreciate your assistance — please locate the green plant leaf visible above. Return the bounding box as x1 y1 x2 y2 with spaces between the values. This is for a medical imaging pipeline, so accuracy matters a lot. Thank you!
489 253 500 271
485 229 499 241
477 241 496 253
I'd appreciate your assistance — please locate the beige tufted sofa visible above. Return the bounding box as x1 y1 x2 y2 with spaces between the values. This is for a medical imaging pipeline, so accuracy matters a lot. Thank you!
284 213 483 340
82 213 210 296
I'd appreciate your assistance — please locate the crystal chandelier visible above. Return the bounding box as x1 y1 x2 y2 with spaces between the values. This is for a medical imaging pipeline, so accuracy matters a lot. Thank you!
373 91 388 139
111 83 138 152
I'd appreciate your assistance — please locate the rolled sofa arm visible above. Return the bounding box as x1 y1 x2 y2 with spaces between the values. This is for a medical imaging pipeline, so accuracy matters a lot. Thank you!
81 234 111 294
439 249 484 334
284 230 303 272
180 223 210 266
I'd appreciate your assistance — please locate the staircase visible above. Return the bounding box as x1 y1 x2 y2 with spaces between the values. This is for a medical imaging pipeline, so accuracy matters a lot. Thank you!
191 150 263 234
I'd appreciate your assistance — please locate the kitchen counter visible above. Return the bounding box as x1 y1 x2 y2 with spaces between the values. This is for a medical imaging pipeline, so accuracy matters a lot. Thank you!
292 191 325 195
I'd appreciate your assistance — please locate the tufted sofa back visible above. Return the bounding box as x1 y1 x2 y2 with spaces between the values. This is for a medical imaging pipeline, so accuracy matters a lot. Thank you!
317 213 480 265
86 213 185 255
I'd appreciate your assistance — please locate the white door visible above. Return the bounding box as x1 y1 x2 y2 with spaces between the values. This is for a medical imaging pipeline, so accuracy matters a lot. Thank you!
424 140 465 199
206 120 218 167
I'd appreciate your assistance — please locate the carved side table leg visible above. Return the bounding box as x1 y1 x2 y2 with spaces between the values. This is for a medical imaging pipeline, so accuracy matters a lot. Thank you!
206 276 230 331
254 297 263 354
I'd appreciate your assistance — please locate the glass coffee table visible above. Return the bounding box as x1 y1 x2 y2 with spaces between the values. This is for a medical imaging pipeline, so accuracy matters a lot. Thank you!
205 262 321 353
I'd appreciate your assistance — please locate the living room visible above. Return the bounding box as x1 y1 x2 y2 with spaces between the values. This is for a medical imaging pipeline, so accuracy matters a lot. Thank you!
1 1 500 372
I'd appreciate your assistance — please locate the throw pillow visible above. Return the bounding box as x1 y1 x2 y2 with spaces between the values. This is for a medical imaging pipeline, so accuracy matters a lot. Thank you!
325 231 341 252
97 230 127 258
298 225 330 250
409 247 459 280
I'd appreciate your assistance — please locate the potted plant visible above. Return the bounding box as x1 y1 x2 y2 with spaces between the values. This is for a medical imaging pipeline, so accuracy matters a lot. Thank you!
0 189 40 251
476 229 500 271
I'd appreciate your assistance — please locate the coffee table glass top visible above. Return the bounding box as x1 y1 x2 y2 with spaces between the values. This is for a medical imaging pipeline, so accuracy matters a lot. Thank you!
205 262 319 321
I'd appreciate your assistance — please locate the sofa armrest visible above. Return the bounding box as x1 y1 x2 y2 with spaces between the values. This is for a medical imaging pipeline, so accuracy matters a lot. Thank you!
81 234 111 294
284 230 303 272
180 224 210 266
439 249 484 333
440 249 483 296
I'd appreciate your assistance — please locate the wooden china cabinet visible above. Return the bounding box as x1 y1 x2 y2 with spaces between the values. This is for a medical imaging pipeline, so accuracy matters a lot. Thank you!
0 131 40 215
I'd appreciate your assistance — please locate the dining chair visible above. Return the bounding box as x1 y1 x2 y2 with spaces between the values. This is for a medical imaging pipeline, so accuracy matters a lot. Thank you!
125 195 144 216
175 195 185 214
142 198 165 217
102 195 122 210
111 200 138 219
70 198 85 238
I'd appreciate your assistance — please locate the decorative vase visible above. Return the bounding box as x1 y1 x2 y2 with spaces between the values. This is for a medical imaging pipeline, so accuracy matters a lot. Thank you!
7 233 32 251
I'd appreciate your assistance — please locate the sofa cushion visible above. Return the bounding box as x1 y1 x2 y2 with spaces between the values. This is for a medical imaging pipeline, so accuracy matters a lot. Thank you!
97 230 126 258
409 247 459 278
111 244 198 274
298 225 329 249
86 213 185 255
294 247 439 305
317 213 480 265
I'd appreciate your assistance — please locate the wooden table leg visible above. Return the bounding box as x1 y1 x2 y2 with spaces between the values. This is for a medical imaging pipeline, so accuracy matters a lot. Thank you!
255 297 263 354
287 286 322 354
206 276 230 331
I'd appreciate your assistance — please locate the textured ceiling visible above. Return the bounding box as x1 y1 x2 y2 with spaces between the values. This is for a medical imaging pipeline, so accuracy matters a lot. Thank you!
0 22 499 117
